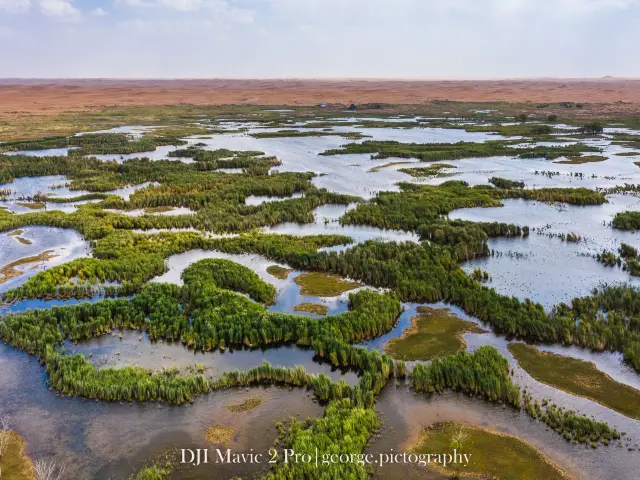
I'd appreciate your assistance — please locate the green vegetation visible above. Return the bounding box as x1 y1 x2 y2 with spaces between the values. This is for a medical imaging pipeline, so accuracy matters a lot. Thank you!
0 264 404 404
489 177 525 189
597 243 640 276
523 393 621 446
6 229 25 236
45 193 110 203
612 211 640 230
251 130 367 139
205 425 235 446
266 265 293 280
294 303 328 315
398 163 457 178
554 155 608 164
294 272 360 297
0 154 357 238
0 232 350 302
615 152 640 157
129 465 171 480
0 132 186 156
181 258 277 304
128 452 175 480
412 422 566 480
321 139 601 162
143 206 174 214
566 233 581 243
339 181 604 261
265 398 379 480
385 306 484 360
15 202 44 210
580 123 604 135
1 110 636 472
226 396 264 412
368 161 414 173
411 346 521 406
510 343 640 420
410 347 620 446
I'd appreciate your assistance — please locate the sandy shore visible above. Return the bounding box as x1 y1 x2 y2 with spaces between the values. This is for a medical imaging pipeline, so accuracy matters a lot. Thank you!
2 78 640 115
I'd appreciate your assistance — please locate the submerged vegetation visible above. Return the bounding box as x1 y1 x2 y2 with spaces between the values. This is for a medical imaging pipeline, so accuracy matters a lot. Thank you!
225 396 264 412
385 306 484 360
412 422 566 480
266 265 293 280
509 343 640 420
293 272 360 297
554 155 608 164
293 303 328 315
205 425 236 446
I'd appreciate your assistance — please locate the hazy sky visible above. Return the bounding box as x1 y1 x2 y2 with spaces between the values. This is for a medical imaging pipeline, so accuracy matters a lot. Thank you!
1 0 639 78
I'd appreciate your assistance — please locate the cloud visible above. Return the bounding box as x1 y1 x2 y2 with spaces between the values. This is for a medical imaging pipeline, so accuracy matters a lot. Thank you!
1 0 639 77
91 7 107 16
0 0 30 14
117 0 255 22
39 0 81 20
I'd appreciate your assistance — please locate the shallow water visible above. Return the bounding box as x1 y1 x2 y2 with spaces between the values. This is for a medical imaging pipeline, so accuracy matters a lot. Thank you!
65 330 359 385
263 203 420 250
370 386 640 480
361 300 640 445
0 226 90 294
151 248 362 318
4 119 640 479
0 176 156 213
183 126 501 198
1 147 76 157
449 196 640 307
245 192 304 205
0 341 324 480
104 206 197 217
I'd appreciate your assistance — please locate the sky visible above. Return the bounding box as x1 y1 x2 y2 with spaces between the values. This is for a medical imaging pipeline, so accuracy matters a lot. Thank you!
0 0 639 78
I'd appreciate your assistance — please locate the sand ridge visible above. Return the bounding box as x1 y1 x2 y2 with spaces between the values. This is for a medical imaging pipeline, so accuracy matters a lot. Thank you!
2 78 640 115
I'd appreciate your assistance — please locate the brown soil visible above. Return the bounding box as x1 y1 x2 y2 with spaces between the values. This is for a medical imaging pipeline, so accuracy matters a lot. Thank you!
2 78 640 115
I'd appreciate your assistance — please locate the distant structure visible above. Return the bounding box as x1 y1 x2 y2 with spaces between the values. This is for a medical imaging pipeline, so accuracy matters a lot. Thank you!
348 103 357 110
317 103 327 108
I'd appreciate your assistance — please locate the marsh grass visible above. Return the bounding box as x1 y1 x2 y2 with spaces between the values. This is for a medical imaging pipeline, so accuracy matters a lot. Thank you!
386 306 485 361
226 397 264 412
368 161 414 173
143 206 174 214
509 343 640 420
293 303 329 315
205 426 236 446
266 265 293 280
15 202 45 210
553 155 608 164
412 422 566 480
294 272 360 297
398 164 457 178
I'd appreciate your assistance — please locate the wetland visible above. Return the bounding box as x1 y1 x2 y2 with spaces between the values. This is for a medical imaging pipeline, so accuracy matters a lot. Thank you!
2 104 640 479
